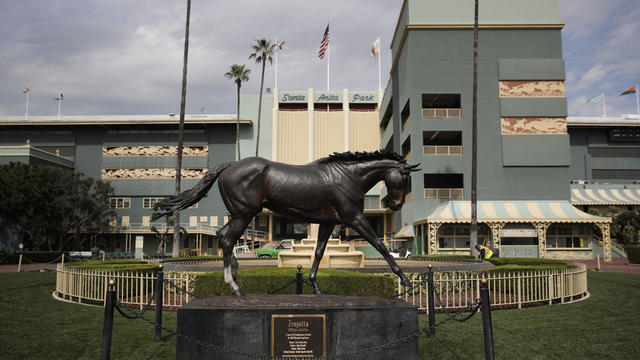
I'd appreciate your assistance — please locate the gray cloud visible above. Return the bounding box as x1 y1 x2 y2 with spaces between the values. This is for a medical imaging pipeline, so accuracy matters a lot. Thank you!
1 0 400 116
2 1 637 117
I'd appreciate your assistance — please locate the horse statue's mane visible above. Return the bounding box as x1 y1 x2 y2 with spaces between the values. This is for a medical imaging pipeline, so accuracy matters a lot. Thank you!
318 150 405 164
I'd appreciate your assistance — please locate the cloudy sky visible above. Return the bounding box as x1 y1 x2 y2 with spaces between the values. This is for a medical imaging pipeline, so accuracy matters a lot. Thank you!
1 0 638 117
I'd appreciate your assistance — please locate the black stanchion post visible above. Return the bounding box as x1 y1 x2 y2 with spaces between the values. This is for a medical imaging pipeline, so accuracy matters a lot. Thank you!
101 279 116 360
427 264 436 337
155 265 164 342
296 265 303 294
480 277 495 360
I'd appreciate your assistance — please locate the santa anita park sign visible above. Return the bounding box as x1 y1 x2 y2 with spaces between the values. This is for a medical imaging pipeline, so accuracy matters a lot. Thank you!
279 91 377 104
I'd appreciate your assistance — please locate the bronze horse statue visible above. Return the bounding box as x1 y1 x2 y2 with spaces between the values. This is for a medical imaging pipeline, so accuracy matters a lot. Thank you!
153 150 419 296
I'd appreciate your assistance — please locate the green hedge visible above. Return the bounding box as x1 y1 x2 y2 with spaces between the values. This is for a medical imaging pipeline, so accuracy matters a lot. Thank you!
193 267 396 297
0 251 67 264
488 265 575 273
486 257 568 267
162 256 223 262
409 254 476 261
625 247 640 264
65 260 159 272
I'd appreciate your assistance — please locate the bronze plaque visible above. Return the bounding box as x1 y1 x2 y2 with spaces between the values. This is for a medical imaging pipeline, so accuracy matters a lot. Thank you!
271 314 326 359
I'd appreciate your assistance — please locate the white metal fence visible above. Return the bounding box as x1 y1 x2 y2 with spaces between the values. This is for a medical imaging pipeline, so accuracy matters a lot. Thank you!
55 264 195 309
398 264 588 312
55 264 588 311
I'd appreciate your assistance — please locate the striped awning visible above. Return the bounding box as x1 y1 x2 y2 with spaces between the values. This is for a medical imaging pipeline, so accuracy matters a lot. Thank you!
421 200 609 224
394 224 415 239
571 187 640 205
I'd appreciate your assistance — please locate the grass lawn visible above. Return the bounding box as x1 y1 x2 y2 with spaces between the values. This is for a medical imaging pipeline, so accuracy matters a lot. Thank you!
1 271 639 359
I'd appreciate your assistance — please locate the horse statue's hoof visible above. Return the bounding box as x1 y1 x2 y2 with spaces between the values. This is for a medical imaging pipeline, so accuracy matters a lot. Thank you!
232 288 245 296
313 288 324 295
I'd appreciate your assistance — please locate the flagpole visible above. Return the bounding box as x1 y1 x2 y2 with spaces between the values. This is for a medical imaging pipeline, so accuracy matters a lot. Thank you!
378 38 382 90
25 90 29 120
327 39 330 91
636 84 640 115
275 34 278 90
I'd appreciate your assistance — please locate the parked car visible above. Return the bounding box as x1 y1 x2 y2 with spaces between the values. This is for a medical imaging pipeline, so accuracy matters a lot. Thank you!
255 239 294 258
232 245 250 257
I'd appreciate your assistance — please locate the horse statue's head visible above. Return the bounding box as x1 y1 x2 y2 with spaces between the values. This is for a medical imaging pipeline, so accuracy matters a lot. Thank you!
383 161 420 211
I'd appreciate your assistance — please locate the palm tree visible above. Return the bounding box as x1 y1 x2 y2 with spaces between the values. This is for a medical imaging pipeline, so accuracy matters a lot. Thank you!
173 0 191 258
249 39 277 157
225 64 251 160
470 0 479 259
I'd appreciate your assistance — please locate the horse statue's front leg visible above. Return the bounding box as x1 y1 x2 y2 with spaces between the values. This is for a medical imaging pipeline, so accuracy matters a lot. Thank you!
346 214 412 287
308 223 334 294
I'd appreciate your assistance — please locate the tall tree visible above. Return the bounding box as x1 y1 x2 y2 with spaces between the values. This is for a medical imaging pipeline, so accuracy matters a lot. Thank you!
249 39 277 247
249 39 277 157
0 162 114 251
225 64 251 160
173 0 192 258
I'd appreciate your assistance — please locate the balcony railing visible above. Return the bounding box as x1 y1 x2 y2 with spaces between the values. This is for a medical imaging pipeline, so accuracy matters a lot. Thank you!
424 188 464 199
422 108 461 118
423 145 462 156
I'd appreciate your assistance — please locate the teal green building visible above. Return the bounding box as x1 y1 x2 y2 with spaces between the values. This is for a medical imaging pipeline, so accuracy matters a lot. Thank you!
380 0 612 261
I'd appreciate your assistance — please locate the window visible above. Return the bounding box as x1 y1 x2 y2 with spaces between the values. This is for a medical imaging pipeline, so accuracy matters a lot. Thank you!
438 224 489 250
142 197 167 209
402 137 411 160
258 216 268 227
401 100 410 129
423 131 462 156
110 197 131 209
546 224 591 249
422 94 461 118
424 174 463 199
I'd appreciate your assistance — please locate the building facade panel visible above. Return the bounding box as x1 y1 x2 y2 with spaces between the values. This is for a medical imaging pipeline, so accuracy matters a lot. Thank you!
277 111 309 165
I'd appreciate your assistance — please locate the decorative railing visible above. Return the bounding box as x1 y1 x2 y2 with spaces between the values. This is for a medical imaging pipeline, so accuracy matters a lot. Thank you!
424 188 464 199
423 145 462 156
55 264 195 309
398 264 588 312
422 108 461 118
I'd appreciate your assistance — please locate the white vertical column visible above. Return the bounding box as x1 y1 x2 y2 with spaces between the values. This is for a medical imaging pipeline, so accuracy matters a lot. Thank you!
308 88 314 162
272 88 279 161
377 89 384 109
343 88 350 151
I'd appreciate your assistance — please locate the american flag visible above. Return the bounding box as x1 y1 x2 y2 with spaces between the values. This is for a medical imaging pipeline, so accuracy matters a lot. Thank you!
318 24 329 59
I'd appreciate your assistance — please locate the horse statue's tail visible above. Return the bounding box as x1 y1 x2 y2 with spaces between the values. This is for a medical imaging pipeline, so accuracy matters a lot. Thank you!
152 162 232 220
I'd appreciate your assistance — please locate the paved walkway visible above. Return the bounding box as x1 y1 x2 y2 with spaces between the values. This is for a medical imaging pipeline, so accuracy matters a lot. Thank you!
3 258 639 275
0 263 58 273
566 258 640 275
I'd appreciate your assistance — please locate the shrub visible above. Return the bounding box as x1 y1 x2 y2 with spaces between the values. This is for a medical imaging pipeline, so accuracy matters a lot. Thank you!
65 259 159 272
193 267 396 298
162 256 223 263
409 254 476 261
625 246 640 264
486 257 568 267
0 251 67 264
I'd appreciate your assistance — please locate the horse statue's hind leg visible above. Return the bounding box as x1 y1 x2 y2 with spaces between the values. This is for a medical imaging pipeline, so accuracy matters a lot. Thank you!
346 213 412 287
219 215 253 296
308 223 334 294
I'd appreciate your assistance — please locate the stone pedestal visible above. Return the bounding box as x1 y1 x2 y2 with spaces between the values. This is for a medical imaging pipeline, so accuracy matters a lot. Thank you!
177 294 418 360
